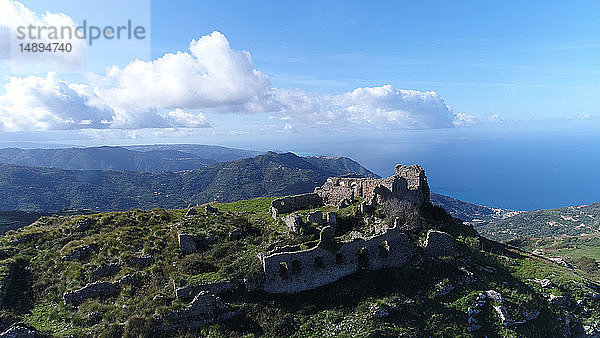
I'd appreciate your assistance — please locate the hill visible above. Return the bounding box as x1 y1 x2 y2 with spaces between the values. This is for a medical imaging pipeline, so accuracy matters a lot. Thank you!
430 193 519 224
123 144 262 163
0 152 377 212
0 192 597 336
477 203 600 242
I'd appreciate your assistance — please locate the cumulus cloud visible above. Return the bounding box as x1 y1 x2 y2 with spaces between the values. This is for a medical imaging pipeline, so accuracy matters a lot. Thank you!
0 72 113 131
93 31 270 112
0 28 466 132
166 109 211 128
0 0 85 71
0 72 213 131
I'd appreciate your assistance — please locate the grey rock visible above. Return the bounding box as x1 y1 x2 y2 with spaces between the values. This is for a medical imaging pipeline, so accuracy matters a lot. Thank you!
63 281 120 305
424 230 459 258
92 263 121 278
178 233 197 255
63 244 97 261
0 326 36 338
127 255 153 267
175 280 242 299
205 204 219 214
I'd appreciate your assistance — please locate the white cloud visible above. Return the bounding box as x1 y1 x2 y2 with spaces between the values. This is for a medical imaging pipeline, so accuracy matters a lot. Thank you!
453 112 477 127
0 29 465 132
0 72 113 131
0 0 86 72
166 108 211 128
93 31 270 112
0 72 213 131
263 85 454 129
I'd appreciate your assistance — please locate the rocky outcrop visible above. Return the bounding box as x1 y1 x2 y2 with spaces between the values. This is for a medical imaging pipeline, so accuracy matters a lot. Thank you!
178 233 197 254
92 263 121 278
63 274 134 305
63 244 98 261
63 281 120 305
424 230 459 258
258 224 416 294
174 280 242 299
0 326 36 337
270 193 323 219
161 291 240 330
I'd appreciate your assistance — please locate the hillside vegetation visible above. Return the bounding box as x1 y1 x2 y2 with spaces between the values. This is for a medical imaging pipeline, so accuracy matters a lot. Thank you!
0 197 598 336
0 145 262 173
0 152 376 212
477 203 600 242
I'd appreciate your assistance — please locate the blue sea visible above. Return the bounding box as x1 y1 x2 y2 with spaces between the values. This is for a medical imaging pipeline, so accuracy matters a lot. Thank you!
251 120 600 211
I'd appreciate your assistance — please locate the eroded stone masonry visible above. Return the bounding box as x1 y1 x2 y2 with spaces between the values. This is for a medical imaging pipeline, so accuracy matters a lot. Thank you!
269 164 430 219
258 222 417 293
258 164 440 294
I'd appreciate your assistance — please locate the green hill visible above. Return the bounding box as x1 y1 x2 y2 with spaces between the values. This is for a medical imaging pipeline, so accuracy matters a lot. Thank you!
0 196 597 336
0 152 377 212
477 203 600 242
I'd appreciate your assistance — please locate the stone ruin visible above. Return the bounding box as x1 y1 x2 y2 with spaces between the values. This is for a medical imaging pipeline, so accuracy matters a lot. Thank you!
269 164 430 219
258 221 417 294
315 164 430 207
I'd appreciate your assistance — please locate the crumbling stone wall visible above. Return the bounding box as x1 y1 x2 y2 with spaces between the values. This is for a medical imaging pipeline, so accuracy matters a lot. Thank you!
314 164 430 208
259 224 416 294
270 193 323 219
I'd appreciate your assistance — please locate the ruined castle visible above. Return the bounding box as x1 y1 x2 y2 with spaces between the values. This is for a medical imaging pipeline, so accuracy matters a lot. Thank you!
270 164 430 219
176 164 457 295
258 164 444 294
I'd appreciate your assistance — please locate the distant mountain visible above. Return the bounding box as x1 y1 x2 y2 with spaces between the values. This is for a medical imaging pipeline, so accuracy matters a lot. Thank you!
0 145 262 172
0 152 376 212
304 156 379 178
124 144 262 163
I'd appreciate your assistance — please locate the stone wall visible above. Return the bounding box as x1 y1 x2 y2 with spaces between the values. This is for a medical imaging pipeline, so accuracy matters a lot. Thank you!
314 164 430 208
270 193 323 219
258 224 416 294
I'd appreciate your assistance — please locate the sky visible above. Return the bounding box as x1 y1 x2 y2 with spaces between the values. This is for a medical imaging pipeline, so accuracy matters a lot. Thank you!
0 0 599 209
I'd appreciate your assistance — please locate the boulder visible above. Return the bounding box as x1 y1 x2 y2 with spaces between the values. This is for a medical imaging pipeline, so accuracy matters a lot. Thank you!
175 280 242 299
185 208 198 216
92 263 121 278
63 281 120 305
63 244 97 261
424 230 459 258
178 233 197 254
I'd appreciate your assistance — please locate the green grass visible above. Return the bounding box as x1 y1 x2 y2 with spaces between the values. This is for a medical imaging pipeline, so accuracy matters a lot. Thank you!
0 200 597 336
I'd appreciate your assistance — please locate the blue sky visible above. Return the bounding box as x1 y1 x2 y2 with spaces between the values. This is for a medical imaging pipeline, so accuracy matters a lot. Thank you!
1 0 600 209
147 0 600 120
3 0 600 128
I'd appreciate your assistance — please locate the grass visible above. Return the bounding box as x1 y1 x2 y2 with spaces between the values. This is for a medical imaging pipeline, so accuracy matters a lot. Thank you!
0 198 597 336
